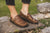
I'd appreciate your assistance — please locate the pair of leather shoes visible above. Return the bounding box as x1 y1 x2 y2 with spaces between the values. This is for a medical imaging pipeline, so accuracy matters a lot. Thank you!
10 11 38 27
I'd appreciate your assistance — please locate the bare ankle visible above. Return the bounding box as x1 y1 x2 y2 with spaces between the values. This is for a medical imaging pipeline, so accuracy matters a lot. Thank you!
21 9 28 16
11 13 18 19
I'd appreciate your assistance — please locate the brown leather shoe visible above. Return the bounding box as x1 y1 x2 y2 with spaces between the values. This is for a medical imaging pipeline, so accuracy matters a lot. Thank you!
10 15 28 27
20 11 39 24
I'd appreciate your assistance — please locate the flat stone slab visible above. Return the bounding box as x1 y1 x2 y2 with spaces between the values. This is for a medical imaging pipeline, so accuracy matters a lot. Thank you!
0 16 45 33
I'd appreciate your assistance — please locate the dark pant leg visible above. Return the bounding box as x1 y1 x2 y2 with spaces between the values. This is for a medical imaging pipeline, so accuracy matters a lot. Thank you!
22 0 31 4
5 0 31 5
6 0 15 5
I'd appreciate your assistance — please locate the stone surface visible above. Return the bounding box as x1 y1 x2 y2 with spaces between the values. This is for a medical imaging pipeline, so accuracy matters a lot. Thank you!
32 13 50 20
0 16 9 22
32 13 45 20
0 16 45 33
37 2 50 13
41 27 50 33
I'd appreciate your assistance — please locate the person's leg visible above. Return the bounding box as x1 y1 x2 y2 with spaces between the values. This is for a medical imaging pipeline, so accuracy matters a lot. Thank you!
6 0 28 27
20 0 38 23
21 0 31 16
6 0 18 18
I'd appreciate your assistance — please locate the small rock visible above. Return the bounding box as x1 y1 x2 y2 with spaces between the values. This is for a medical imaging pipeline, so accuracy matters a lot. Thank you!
41 27 50 33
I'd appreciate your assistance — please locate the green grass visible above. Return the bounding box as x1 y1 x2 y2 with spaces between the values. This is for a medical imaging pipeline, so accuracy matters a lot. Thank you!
0 0 50 27
0 0 50 17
